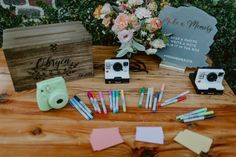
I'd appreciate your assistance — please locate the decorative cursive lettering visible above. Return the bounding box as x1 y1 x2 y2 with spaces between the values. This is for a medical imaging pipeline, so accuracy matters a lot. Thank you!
27 56 80 80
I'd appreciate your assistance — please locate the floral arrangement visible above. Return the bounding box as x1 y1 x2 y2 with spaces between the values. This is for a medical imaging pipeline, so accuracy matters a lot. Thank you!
93 0 169 57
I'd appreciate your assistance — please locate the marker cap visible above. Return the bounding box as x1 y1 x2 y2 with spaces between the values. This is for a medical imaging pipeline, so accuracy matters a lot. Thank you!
177 96 187 101
99 92 104 99
140 87 145 93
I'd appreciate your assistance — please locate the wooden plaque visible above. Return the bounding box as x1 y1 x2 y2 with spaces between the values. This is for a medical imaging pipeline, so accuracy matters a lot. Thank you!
3 21 93 91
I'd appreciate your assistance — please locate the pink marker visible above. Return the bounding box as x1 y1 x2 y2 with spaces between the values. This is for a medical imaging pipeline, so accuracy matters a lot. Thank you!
87 91 98 113
99 92 107 114
109 90 113 111
91 92 102 114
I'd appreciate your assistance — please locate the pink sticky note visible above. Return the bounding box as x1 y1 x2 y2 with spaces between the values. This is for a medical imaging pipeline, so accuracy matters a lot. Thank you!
89 128 124 151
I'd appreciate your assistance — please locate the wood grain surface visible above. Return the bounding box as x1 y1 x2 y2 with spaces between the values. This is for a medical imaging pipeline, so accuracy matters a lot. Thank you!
0 46 235 157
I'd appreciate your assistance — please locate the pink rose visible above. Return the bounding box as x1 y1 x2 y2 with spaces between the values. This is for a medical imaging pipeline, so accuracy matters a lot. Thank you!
117 29 134 43
146 17 162 32
112 13 129 33
119 4 128 11
102 16 111 27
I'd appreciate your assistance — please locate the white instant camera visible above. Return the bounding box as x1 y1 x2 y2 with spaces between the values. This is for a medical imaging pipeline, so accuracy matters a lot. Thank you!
36 77 69 111
105 59 130 84
189 68 225 95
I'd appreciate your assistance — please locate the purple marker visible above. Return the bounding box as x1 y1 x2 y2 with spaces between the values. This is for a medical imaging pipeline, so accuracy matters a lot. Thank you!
99 92 107 114
109 90 113 111
87 91 98 113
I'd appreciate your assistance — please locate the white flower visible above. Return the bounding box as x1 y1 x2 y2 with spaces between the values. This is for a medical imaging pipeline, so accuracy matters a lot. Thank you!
150 39 166 49
141 31 147 37
145 48 157 55
100 3 112 19
135 7 152 19
128 0 144 6
117 29 134 43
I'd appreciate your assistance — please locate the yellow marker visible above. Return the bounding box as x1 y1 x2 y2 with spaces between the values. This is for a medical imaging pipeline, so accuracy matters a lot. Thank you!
120 90 126 112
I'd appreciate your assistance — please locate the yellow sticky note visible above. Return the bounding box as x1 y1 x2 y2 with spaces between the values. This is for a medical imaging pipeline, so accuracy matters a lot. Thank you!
174 129 213 154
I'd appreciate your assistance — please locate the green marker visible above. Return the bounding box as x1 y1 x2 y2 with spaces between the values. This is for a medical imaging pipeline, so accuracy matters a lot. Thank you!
179 111 214 120
176 108 208 120
115 90 119 113
138 87 145 108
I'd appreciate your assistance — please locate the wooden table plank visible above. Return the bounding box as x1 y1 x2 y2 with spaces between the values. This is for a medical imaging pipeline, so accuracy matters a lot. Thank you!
0 46 235 157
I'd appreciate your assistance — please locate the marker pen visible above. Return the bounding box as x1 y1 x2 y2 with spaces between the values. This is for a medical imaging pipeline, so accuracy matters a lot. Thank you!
115 90 119 113
148 88 154 109
74 95 92 114
99 92 107 114
179 111 214 120
164 90 190 103
145 88 151 109
91 92 102 114
138 87 145 108
181 114 215 123
112 90 116 114
69 99 91 120
87 91 98 112
120 90 126 112
161 96 186 107
176 108 208 120
109 90 113 112
152 92 159 112
71 98 93 119
158 83 165 107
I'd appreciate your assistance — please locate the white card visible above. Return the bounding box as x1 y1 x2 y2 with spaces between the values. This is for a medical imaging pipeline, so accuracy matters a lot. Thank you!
135 127 164 144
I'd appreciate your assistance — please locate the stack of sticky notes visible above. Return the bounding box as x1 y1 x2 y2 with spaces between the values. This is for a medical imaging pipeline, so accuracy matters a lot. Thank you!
174 129 213 154
135 127 164 144
89 128 124 151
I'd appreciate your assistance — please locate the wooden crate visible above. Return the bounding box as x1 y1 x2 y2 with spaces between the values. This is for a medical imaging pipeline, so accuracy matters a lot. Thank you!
3 21 93 92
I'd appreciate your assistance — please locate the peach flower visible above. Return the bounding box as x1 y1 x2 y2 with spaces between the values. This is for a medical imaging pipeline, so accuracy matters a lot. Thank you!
102 16 111 27
146 17 162 32
93 5 102 19
128 14 141 30
112 13 129 33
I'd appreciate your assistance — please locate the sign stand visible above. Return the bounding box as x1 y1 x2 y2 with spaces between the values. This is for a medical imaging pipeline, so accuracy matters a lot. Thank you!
159 61 186 73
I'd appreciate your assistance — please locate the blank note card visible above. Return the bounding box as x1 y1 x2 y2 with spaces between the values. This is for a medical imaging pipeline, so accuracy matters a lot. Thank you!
89 128 124 151
135 127 164 144
174 129 213 154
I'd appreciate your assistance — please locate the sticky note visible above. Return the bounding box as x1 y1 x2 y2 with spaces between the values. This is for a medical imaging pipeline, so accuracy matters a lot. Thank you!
174 129 213 154
135 127 164 144
89 128 124 151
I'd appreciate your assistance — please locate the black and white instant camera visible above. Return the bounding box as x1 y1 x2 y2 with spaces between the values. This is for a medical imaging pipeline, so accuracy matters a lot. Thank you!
189 67 225 95
105 59 130 84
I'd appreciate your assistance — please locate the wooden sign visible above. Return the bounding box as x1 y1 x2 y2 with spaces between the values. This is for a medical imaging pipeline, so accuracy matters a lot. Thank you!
158 6 218 68
3 21 93 91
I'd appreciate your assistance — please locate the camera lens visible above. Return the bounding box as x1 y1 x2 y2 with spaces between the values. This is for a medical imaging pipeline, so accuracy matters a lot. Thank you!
207 72 218 82
113 62 123 72
49 92 68 109
57 99 63 104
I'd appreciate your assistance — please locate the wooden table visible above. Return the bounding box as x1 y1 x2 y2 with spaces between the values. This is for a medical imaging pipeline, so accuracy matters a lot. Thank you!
0 46 235 157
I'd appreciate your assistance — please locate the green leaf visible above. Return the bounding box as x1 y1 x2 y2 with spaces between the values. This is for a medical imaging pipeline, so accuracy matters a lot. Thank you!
132 40 146 51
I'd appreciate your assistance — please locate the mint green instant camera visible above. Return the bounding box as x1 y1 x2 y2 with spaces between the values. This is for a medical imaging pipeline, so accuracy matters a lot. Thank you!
36 77 69 111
